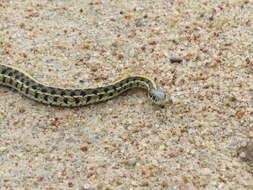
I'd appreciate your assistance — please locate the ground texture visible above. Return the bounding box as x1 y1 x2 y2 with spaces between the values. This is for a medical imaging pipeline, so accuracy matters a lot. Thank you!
0 0 252 189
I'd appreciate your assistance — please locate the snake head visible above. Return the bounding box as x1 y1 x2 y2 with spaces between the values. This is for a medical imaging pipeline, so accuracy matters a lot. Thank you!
148 88 167 106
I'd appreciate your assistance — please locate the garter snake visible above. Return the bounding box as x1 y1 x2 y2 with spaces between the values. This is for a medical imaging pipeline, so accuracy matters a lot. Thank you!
0 64 166 107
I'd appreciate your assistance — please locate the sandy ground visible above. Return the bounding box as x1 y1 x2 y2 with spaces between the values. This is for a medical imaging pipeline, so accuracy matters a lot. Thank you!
0 0 252 189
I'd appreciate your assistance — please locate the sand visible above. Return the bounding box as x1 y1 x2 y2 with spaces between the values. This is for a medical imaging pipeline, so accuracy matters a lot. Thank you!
0 0 252 189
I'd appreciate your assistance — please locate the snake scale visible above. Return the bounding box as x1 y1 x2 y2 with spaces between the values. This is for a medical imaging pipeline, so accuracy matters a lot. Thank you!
0 64 166 107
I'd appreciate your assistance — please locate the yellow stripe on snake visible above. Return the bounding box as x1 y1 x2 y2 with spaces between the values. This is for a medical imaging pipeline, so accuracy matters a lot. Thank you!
0 64 166 107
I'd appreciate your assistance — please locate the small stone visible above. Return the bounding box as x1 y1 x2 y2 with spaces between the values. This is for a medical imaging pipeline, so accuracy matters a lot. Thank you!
127 158 137 166
141 180 149 186
170 57 183 63
0 147 7 152
80 146 88 152
248 131 253 138
239 152 246 158
199 168 212 175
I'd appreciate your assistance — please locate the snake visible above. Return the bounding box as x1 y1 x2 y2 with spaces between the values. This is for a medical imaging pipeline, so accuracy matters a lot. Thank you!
0 64 166 107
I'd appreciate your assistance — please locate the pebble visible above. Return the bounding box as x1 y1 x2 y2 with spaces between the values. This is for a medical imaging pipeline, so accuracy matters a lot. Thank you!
169 57 183 63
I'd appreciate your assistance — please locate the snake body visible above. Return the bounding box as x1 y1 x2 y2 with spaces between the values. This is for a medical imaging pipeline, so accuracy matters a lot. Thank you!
0 64 166 107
